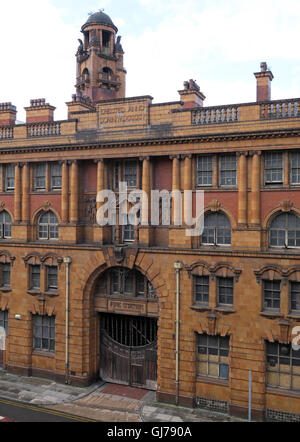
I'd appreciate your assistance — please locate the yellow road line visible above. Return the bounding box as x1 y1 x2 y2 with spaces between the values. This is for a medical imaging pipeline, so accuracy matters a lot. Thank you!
0 398 96 422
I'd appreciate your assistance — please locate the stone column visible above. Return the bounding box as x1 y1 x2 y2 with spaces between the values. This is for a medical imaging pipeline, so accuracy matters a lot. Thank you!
250 152 261 225
171 156 181 225
70 161 79 224
14 163 21 223
22 163 30 222
182 155 192 226
141 157 150 226
238 152 248 226
61 161 69 223
96 160 105 210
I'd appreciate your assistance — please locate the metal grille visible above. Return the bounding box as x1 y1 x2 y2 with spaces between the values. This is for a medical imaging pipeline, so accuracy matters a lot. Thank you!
266 409 300 422
101 313 157 348
196 397 228 413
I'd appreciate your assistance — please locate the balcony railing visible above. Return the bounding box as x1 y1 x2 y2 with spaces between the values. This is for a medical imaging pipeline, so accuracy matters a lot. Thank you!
260 99 300 119
192 106 239 125
27 123 61 137
0 127 14 139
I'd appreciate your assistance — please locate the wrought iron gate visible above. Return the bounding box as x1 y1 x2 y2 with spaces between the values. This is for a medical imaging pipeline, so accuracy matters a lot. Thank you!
100 314 157 390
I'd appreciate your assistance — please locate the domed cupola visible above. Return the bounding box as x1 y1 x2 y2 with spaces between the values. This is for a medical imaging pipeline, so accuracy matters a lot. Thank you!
74 10 127 104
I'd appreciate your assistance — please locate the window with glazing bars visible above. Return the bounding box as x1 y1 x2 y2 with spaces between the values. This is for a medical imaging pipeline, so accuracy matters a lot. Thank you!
263 280 281 311
5 164 14 191
265 152 283 184
1 264 10 288
266 342 300 391
219 155 236 187
123 224 135 242
46 266 58 292
0 310 8 334
197 156 213 186
217 277 234 306
194 276 209 304
34 163 46 190
38 211 58 240
197 334 230 379
124 161 137 187
269 213 300 248
30 265 40 290
202 212 231 246
290 282 300 312
0 211 12 239
291 152 300 185
51 163 62 190
33 315 55 352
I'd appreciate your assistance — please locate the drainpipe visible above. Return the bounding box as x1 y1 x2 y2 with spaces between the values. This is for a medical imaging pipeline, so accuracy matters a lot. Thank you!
64 257 72 384
174 261 183 406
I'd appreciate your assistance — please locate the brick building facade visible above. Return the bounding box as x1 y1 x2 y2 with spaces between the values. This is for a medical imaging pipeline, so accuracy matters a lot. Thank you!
0 11 300 421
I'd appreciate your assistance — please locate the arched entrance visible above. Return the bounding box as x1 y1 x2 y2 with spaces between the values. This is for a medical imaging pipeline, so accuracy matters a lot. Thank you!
94 267 158 390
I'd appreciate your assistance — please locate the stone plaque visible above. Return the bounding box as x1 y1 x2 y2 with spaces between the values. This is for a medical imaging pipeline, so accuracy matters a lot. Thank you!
107 299 147 316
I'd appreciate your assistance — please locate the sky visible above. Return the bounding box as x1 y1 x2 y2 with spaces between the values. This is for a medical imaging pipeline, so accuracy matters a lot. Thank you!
1 0 300 121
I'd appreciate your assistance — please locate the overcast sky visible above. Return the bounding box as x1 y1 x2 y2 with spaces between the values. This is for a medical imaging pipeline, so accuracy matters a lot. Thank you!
1 0 300 121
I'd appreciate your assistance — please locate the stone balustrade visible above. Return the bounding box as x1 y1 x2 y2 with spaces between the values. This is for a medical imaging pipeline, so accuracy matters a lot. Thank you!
0 127 14 139
27 122 61 137
260 99 300 119
192 106 239 125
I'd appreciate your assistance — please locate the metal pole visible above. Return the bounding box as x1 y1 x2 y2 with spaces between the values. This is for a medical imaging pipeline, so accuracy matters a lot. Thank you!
249 370 252 422
64 257 72 385
174 261 183 406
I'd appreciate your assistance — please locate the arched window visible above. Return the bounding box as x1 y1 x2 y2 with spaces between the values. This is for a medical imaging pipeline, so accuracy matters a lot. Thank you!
202 212 231 246
269 212 300 248
95 267 157 299
38 211 58 241
0 211 12 239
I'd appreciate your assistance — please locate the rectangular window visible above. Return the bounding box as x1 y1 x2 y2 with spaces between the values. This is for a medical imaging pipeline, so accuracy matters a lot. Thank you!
124 161 137 187
34 163 46 190
51 163 62 190
123 224 135 242
263 280 281 311
291 281 300 312
1 264 10 288
5 164 15 191
30 265 41 290
197 334 230 380
46 266 58 292
291 152 300 185
197 156 213 187
0 310 8 335
33 315 55 353
114 162 119 189
265 152 283 185
219 155 237 187
194 276 209 304
266 342 300 391
217 277 234 306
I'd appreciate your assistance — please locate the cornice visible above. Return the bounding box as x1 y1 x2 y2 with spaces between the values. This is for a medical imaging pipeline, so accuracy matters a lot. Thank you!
0 126 300 155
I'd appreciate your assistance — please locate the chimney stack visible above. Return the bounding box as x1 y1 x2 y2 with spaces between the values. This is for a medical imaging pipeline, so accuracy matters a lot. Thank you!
254 62 274 102
25 99 56 124
178 79 206 109
0 102 17 126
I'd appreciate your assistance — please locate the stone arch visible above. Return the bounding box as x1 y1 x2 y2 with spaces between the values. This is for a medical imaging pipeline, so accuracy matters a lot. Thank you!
32 205 61 225
262 202 300 229
204 202 237 230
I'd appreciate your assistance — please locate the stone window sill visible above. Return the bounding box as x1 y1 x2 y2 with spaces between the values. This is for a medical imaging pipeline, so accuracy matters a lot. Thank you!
27 290 41 296
215 307 236 314
260 311 283 319
287 313 300 320
0 287 11 293
190 304 210 312
32 350 55 359
197 375 229 387
266 387 300 399
44 291 58 297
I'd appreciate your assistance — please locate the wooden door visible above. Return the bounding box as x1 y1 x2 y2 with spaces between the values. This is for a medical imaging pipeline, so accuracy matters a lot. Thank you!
100 314 157 389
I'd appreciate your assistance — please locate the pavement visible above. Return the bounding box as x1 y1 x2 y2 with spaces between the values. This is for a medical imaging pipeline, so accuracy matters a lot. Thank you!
0 368 243 422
